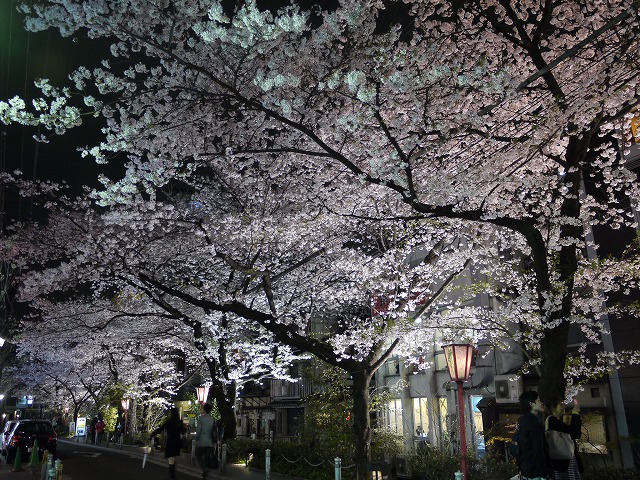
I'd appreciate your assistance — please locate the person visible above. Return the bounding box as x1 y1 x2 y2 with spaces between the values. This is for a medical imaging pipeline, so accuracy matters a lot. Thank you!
150 407 187 480
95 416 105 444
54 415 63 434
88 416 98 444
545 398 582 480
516 390 552 480
195 403 217 480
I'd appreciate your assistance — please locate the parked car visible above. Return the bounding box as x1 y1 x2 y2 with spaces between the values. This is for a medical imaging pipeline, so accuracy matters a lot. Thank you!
1 421 18 456
5 420 56 463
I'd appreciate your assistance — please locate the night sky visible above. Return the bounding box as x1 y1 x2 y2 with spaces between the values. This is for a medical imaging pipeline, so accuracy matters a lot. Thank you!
1 2 111 223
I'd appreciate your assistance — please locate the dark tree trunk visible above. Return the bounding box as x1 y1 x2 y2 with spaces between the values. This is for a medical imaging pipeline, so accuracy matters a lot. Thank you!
209 374 237 441
351 369 373 480
535 133 589 403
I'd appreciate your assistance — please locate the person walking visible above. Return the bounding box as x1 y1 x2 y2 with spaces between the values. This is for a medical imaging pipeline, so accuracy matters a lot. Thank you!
516 390 552 480
95 416 105 444
150 407 187 480
196 403 217 480
545 398 583 480
88 416 98 444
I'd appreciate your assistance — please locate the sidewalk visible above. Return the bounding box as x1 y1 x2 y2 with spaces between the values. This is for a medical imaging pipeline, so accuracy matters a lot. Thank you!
0 438 290 480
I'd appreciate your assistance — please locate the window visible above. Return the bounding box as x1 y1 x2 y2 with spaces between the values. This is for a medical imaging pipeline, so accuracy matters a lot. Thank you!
578 412 608 454
413 398 429 437
386 398 403 435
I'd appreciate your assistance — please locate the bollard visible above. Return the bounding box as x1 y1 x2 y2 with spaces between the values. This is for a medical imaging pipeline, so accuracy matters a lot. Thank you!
12 447 23 472
29 440 40 466
265 449 271 480
191 439 196 465
335 457 342 480
48 467 56 480
55 460 62 480
119 433 124 449
46 451 53 479
40 452 49 480
454 471 463 480
220 443 227 474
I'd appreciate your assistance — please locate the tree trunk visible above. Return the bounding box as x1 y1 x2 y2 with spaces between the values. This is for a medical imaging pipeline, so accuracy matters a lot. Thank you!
537 134 587 403
128 398 138 435
400 363 415 453
212 380 237 441
206 359 237 440
351 369 373 480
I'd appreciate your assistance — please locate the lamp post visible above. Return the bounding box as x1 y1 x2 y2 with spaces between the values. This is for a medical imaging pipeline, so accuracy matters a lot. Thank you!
121 398 130 438
196 385 210 413
442 343 474 480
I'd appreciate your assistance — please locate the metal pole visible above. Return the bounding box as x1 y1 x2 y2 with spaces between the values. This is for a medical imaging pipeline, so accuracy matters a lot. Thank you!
456 381 468 480
221 443 227 474
265 449 271 480
335 457 342 480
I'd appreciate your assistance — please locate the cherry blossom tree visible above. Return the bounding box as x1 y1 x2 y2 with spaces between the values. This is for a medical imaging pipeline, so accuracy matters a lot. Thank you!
2 0 638 404
0 174 310 439
0 167 494 468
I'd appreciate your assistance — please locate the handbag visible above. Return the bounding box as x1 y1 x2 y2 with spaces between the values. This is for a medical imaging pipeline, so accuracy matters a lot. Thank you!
545 417 575 460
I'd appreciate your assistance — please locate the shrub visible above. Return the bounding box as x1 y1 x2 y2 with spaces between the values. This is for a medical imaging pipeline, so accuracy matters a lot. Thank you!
582 466 640 480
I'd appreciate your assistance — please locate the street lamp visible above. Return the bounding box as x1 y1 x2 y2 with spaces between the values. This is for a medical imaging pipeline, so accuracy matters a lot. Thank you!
442 343 474 480
196 385 210 414
196 385 210 404
121 398 130 438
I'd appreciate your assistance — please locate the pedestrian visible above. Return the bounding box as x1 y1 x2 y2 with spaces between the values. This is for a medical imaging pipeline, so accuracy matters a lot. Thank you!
545 398 583 480
89 416 98 444
195 403 217 480
149 407 186 480
95 416 105 444
54 415 63 434
516 390 552 480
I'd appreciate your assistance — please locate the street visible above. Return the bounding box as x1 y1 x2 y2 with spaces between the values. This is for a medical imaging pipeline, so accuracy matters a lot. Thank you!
55 440 198 480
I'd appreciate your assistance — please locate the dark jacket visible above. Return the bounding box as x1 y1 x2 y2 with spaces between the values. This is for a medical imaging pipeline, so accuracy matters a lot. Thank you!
518 411 552 478
151 418 186 458
546 413 583 473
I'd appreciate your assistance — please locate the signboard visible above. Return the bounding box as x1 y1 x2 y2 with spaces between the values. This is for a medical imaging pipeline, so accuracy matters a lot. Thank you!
76 417 86 436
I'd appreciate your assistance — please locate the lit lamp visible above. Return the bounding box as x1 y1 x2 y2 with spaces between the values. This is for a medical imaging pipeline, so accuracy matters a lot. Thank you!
121 398 130 437
196 385 210 412
442 343 474 480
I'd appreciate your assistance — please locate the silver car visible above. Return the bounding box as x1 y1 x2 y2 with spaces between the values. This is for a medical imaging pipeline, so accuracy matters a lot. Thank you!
1 421 17 456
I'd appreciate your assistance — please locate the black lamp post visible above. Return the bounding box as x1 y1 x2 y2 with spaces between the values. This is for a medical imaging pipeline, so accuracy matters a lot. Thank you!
442 343 474 480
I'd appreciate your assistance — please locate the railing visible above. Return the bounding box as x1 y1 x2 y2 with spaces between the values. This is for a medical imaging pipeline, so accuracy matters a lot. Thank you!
271 379 313 398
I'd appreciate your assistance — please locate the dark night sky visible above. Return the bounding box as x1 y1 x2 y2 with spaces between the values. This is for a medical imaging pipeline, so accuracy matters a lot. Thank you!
1 2 112 224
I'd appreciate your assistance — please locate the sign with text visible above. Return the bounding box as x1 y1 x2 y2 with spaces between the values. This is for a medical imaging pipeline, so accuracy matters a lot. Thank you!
76 417 86 436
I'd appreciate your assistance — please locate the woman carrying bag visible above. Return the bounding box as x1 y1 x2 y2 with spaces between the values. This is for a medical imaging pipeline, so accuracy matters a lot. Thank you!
544 398 583 480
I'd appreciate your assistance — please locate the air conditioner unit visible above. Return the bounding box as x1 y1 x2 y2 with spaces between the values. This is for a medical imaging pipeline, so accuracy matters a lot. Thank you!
494 375 523 403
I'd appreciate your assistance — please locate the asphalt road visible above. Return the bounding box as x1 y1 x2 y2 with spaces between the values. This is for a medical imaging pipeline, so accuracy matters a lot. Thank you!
56 440 190 480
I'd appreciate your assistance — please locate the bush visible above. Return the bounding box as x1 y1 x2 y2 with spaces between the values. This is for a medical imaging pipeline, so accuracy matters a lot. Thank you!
408 446 459 480
226 438 349 480
582 466 640 480
408 446 518 480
